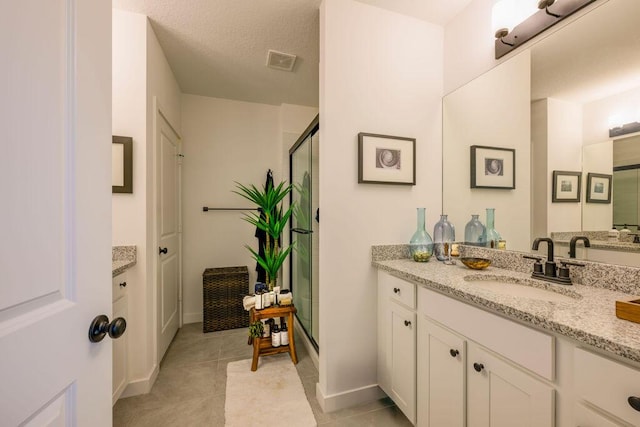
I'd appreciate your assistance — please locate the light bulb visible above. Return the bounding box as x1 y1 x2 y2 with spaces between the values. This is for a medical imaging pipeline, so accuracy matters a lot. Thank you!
492 0 539 37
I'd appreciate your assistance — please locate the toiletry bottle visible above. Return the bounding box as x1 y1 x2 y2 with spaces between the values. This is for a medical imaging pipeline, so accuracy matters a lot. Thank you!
255 291 263 310
608 226 619 242
620 225 631 241
271 324 281 347
280 321 289 346
261 319 270 338
263 290 271 308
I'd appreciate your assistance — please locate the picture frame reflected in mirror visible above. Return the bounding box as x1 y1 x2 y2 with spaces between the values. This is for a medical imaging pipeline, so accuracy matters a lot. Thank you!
552 170 582 203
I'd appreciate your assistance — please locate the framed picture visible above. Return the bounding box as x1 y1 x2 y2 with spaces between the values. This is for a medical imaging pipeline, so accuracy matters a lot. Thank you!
358 133 415 185
552 170 581 202
112 135 133 194
586 172 612 203
470 145 515 189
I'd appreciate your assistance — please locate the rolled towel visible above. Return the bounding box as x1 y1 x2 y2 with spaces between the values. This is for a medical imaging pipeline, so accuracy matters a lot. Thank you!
243 295 256 311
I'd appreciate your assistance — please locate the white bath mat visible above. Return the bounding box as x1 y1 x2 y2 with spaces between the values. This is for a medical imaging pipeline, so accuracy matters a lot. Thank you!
225 354 317 427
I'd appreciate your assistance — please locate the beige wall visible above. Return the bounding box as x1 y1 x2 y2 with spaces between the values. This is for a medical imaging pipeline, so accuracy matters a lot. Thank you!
112 9 182 395
180 95 317 323
442 51 531 251
319 0 443 410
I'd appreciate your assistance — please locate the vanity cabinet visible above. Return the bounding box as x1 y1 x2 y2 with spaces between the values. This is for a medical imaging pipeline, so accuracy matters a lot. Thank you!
379 270 554 426
112 271 129 404
378 271 417 424
574 348 640 426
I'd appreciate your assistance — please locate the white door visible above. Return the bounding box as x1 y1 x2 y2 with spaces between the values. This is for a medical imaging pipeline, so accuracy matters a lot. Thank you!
0 1 112 426
156 107 181 362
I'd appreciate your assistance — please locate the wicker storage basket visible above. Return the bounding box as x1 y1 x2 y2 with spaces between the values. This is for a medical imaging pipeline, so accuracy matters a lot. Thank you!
202 266 249 332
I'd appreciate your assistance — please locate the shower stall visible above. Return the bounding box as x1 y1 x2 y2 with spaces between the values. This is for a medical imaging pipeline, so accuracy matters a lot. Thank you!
289 115 319 350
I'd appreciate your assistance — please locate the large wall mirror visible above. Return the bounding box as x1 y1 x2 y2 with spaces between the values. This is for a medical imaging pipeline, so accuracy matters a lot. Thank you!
443 0 640 252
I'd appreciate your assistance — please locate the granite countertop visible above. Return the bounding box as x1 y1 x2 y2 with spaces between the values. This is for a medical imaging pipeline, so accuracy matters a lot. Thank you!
555 238 640 253
112 246 136 277
373 257 640 365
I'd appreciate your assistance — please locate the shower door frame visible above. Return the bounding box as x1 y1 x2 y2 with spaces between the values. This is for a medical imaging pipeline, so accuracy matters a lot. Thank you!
289 114 319 352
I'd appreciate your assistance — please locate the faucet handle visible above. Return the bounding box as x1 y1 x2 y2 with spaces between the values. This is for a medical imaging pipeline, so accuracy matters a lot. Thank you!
631 234 640 244
560 260 585 268
523 255 543 274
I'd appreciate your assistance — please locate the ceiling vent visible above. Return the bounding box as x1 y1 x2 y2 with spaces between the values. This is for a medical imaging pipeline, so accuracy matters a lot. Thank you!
266 49 297 72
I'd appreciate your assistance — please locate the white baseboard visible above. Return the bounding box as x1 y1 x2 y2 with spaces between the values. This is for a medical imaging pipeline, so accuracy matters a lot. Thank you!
315 382 386 413
183 311 202 324
120 364 159 399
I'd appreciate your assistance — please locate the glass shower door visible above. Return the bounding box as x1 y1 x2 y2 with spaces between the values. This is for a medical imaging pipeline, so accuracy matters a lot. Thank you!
290 123 319 349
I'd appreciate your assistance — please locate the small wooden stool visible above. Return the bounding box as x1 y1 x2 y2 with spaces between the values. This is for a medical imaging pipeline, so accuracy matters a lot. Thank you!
249 304 298 371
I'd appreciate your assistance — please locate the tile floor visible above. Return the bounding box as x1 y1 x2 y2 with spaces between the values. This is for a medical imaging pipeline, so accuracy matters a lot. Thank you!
113 323 412 426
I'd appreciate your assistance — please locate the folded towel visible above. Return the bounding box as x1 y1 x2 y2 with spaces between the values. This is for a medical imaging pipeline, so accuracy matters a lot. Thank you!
243 295 255 311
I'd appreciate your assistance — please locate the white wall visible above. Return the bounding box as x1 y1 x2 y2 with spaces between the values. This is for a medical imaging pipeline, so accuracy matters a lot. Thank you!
583 86 640 145
442 51 531 251
112 9 182 396
582 141 613 230
319 0 443 410
546 98 583 233
180 95 316 323
112 9 150 391
443 0 495 94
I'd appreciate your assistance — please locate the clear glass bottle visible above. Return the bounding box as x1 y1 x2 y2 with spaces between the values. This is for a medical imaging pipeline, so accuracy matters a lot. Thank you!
482 208 502 248
464 214 486 247
409 208 434 262
433 214 455 261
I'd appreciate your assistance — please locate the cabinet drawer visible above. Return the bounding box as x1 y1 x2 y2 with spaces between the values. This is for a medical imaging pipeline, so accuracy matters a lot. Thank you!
379 271 416 309
574 348 640 426
112 272 128 302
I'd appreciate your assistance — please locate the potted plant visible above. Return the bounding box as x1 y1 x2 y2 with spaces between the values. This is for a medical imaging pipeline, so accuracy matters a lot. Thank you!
248 320 264 339
234 179 295 291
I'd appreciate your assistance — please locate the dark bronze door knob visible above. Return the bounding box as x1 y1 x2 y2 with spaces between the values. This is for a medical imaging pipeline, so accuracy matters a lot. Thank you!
88 314 127 343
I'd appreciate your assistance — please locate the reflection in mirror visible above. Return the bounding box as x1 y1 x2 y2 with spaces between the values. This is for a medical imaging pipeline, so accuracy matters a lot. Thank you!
443 0 640 258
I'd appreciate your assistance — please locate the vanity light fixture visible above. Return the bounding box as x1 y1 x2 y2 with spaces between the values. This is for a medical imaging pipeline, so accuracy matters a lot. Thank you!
609 121 640 138
494 0 597 59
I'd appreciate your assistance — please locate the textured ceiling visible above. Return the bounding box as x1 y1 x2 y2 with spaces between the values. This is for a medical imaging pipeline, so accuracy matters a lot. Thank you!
112 0 472 107
531 0 640 104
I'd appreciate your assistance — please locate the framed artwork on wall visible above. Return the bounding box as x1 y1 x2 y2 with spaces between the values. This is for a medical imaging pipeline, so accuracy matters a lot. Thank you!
470 145 515 189
586 172 612 203
552 170 581 202
112 135 133 194
357 133 416 185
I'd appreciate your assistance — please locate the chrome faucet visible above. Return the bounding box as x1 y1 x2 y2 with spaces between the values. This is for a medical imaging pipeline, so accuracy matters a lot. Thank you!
532 237 556 278
569 236 590 258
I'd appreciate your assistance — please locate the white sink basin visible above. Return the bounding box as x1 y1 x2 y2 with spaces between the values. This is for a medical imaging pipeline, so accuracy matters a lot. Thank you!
464 277 580 303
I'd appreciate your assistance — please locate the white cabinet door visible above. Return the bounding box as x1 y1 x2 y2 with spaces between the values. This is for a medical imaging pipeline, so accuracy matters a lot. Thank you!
467 344 554 427
0 2 112 425
417 317 465 427
390 301 417 424
575 403 629 427
113 292 129 404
